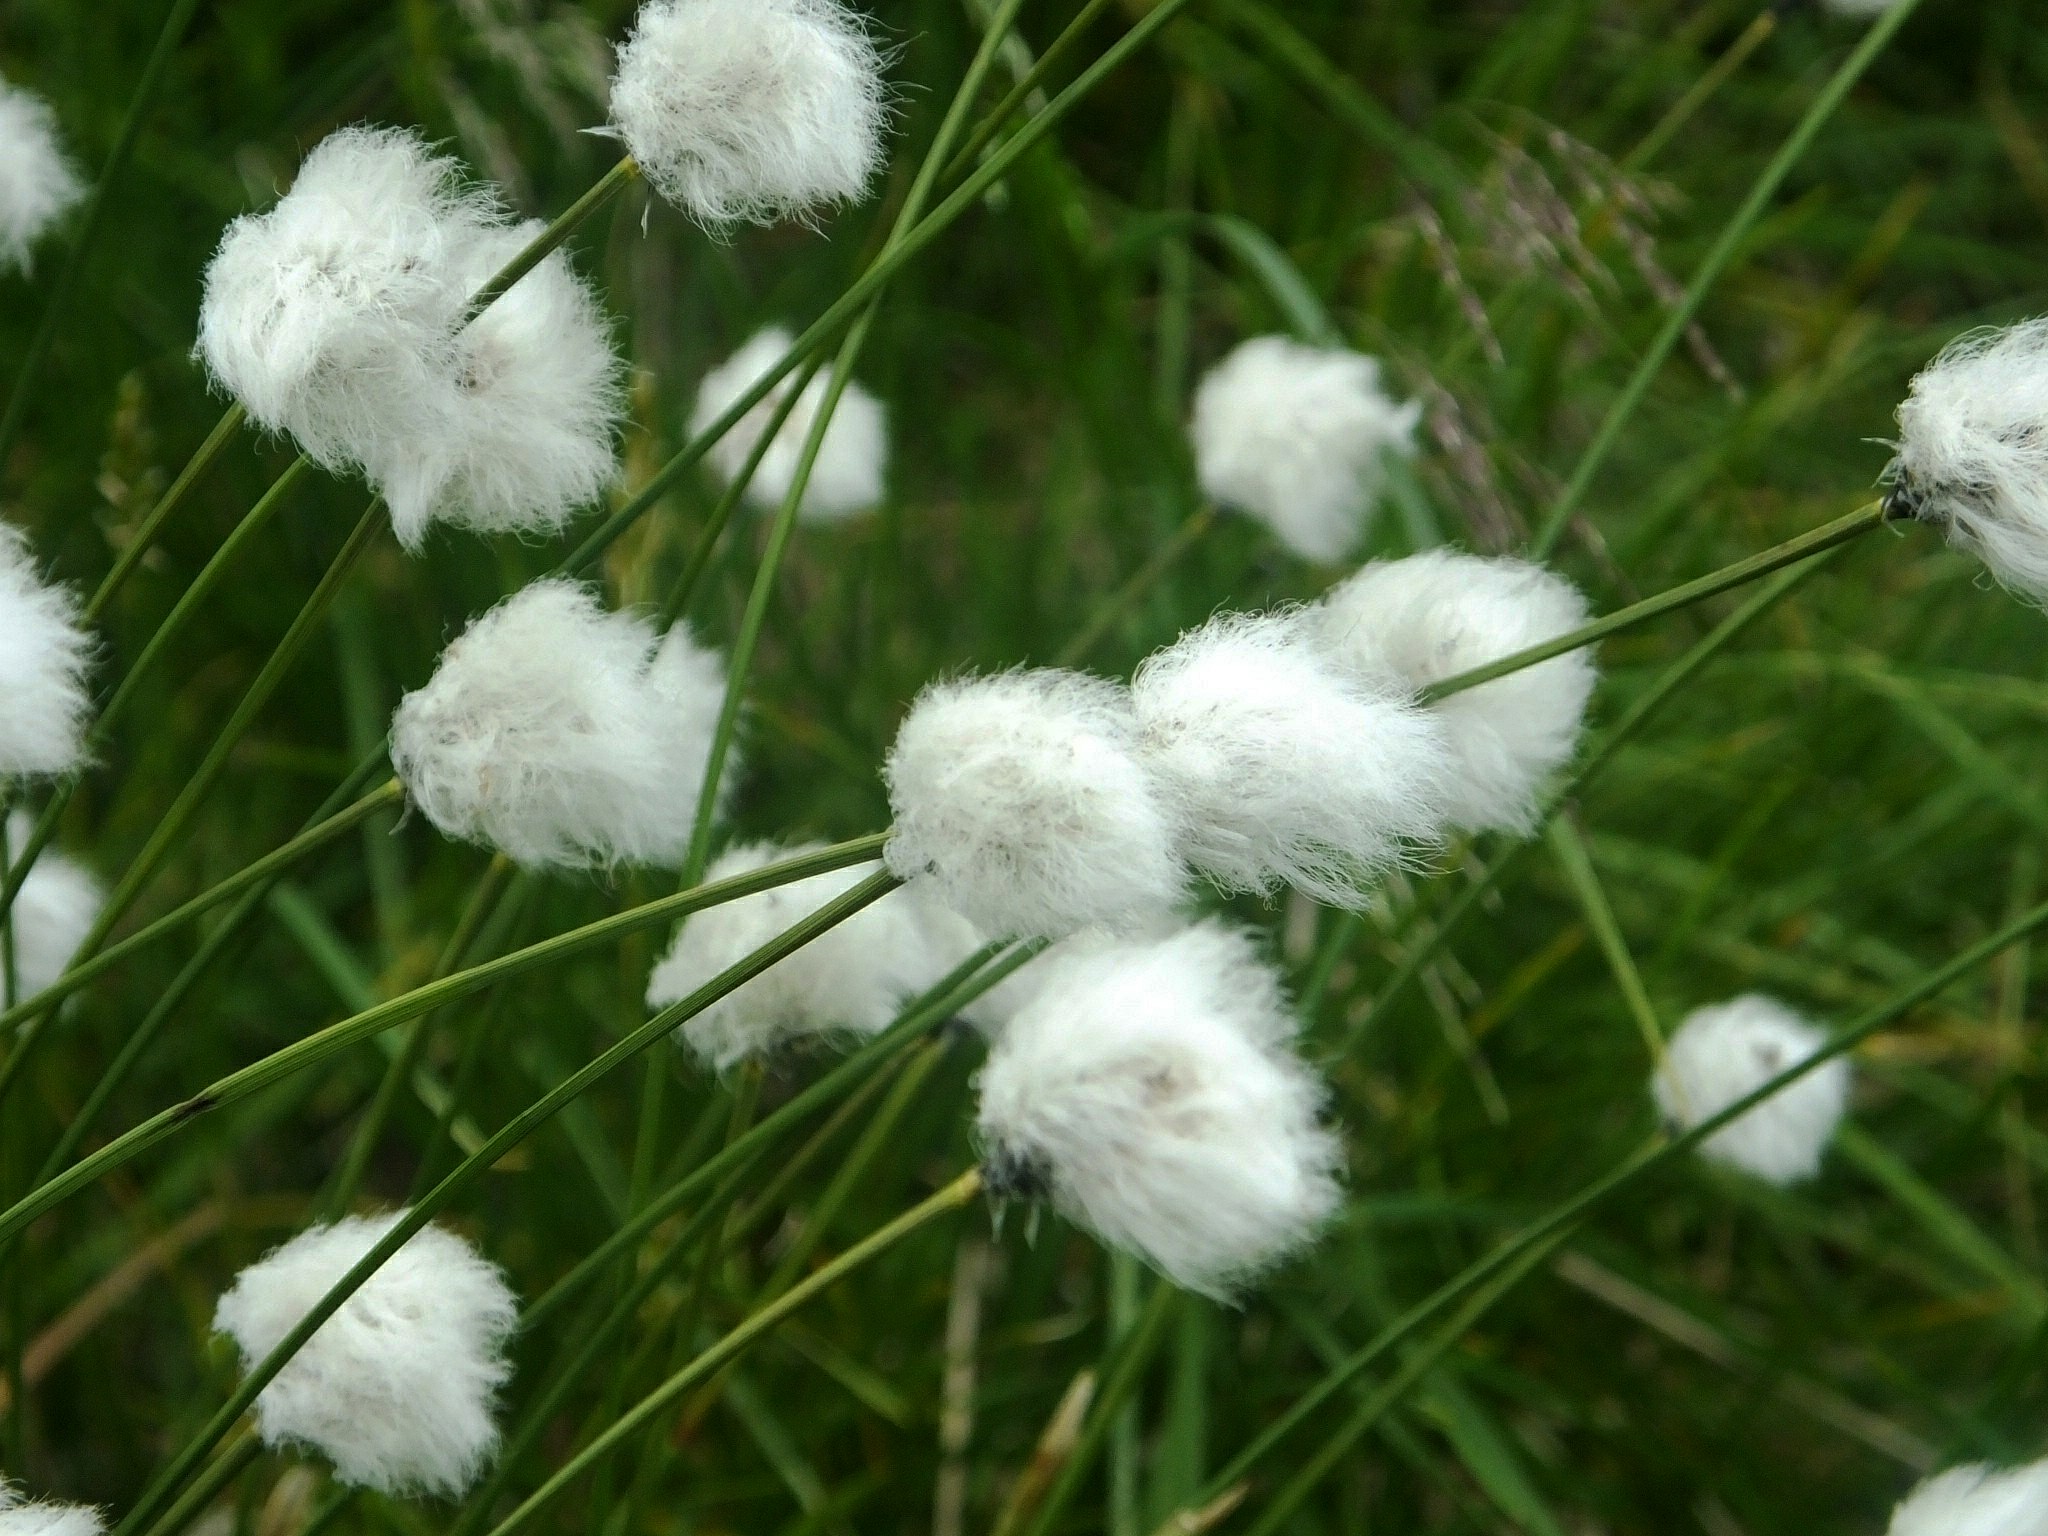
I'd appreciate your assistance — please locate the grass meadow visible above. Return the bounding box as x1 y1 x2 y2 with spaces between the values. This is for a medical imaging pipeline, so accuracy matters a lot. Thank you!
2 0 2046 1533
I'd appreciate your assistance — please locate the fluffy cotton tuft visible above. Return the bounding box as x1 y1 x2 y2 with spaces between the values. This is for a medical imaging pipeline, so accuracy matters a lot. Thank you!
1890 318 2048 605
1887 1459 2048 1536
1652 994 1850 1186
211 1212 517 1497
690 328 887 522
0 80 84 274
976 922 1341 1297
1317 550 1596 834
4 813 101 1000
1131 611 1448 907
609 0 889 228
648 840 984 1068
1190 336 1421 563
0 1482 102 1536
196 126 621 550
391 580 729 869
0 527 93 779
883 669 1187 940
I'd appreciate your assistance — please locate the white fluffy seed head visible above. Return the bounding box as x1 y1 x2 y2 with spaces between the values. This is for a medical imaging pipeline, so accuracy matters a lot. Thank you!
1317 550 1596 835
210 1212 518 1498
610 0 888 228
4 813 101 999
1887 1459 2048 1536
1190 335 1421 563
648 840 984 1069
976 922 1341 1298
391 580 730 870
1131 610 1449 907
1891 318 2048 605
883 669 1187 940
690 328 887 522
0 527 93 780
0 81 84 274
0 1482 103 1536
1652 994 1850 1186
374 221 623 551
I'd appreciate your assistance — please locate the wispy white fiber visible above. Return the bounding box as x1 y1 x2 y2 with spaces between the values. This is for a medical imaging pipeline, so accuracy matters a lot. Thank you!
1317 549 1596 834
609 0 889 228
648 840 983 1068
0 80 84 273
0 526 93 780
1131 611 1448 906
373 220 623 550
4 813 101 1000
690 328 886 522
1190 336 1421 563
0 1481 102 1536
196 126 622 550
391 580 729 869
883 669 1187 940
1887 1459 2048 1536
1891 317 2048 604
211 1212 517 1497
976 922 1341 1298
1651 994 1850 1186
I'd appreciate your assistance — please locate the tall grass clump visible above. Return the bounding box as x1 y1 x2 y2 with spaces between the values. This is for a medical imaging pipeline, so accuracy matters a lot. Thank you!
1 1 2045 1533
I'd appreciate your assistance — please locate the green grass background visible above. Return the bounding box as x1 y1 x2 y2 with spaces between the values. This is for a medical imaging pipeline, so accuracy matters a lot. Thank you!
2 0 2046 1532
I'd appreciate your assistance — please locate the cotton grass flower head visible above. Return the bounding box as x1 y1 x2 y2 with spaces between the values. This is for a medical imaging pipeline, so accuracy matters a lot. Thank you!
1886 1459 2048 1536
691 327 886 522
4 813 101 1000
0 1481 103 1536
609 0 889 228
648 840 983 1069
1889 317 2048 605
1316 549 1596 834
1130 610 1449 907
0 81 84 274
1652 994 1850 1186
976 922 1341 1298
0 526 93 780
391 580 729 870
1190 335 1421 563
211 1211 517 1497
883 669 1186 940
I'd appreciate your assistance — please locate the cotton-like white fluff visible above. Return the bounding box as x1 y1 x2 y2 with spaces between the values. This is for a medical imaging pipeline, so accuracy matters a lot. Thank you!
1131 611 1449 907
690 328 886 522
1887 1459 2048 1536
1316 550 1596 835
609 0 888 228
1891 318 2048 605
1190 336 1421 563
648 840 984 1068
0 527 93 779
0 80 84 274
196 126 622 550
0 1481 103 1536
1651 994 1850 1186
391 581 729 870
883 669 1186 940
976 922 1341 1298
212 1212 517 1497
371 220 623 550
4 813 101 1000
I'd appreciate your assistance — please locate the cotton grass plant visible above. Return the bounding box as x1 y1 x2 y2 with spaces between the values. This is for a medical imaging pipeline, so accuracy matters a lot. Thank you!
2 0 2044 1533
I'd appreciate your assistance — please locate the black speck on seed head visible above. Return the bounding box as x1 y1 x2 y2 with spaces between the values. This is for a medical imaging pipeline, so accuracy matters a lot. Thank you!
982 1143 1052 1202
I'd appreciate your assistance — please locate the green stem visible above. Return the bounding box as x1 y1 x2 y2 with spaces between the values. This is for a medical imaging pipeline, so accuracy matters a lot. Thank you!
1620 9 1779 175
940 0 1120 182
133 1432 262 1536
1546 815 1665 1060
0 835 889 1245
0 0 206 475
481 1168 985 1536
1427 501 1888 702
462 158 640 321
85 404 248 623
1530 0 1924 556
1056 505 1218 667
